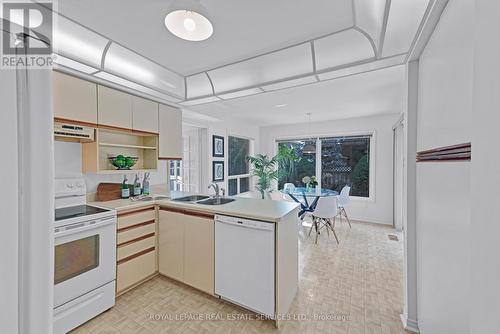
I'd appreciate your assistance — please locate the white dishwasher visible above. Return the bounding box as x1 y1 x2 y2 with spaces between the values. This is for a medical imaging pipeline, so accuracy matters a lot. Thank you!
215 214 275 318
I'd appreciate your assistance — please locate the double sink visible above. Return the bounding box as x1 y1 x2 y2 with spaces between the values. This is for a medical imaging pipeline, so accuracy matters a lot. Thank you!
172 195 235 205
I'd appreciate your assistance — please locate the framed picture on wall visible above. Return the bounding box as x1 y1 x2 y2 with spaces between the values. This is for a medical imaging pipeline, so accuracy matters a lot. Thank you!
212 161 224 182
212 135 224 158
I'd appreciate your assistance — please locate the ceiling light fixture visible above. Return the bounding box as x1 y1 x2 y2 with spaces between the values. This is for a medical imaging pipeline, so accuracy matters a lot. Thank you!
275 104 287 108
165 0 213 41
303 113 316 154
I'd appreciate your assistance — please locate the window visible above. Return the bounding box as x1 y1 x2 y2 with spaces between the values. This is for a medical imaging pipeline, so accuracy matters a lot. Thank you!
321 136 370 197
277 140 316 189
277 135 371 197
168 131 201 192
228 136 252 195
169 160 183 191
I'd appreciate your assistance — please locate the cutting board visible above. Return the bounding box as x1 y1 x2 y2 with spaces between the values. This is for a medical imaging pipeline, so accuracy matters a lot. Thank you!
96 183 134 202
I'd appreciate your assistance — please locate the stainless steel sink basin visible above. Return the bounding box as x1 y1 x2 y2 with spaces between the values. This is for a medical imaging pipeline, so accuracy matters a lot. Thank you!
172 195 210 202
196 198 235 205
132 195 169 201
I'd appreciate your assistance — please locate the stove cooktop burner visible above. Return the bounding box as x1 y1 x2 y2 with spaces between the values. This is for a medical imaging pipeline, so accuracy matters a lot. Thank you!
55 205 110 222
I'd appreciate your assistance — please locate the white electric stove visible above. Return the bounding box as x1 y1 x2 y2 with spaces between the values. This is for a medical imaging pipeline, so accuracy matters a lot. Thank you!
53 178 117 334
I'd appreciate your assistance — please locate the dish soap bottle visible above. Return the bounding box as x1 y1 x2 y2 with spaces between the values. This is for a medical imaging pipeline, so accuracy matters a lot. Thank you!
142 172 150 195
121 176 130 199
133 174 141 196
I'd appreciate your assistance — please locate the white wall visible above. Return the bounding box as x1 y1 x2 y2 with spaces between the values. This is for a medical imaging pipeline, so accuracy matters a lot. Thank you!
183 115 260 195
54 141 169 193
0 48 19 334
260 113 399 225
416 0 473 333
470 0 500 332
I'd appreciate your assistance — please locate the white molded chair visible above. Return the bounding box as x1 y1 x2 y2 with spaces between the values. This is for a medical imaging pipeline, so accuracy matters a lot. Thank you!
282 183 296 200
337 186 352 228
309 196 339 244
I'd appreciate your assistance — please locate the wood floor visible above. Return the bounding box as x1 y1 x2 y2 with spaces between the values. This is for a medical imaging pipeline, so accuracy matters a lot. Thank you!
72 220 409 334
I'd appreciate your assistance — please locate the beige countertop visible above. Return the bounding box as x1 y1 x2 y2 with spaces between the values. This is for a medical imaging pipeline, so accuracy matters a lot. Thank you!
89 193 300 222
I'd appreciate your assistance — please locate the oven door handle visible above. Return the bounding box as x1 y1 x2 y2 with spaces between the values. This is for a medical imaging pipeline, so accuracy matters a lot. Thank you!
54 218 116 238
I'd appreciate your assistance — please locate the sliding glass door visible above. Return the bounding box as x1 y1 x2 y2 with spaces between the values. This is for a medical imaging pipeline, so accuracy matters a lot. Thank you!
277 135 371 197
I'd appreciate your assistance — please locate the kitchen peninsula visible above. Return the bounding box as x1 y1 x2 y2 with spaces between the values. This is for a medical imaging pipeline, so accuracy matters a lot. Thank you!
90 194 300 328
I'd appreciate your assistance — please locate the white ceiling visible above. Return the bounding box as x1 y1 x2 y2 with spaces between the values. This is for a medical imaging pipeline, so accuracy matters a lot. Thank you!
57 0 354 75
53 0 427 125
187 65 407 126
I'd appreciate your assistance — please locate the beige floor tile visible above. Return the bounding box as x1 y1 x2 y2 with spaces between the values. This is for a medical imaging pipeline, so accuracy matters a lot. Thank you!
71 221 412 334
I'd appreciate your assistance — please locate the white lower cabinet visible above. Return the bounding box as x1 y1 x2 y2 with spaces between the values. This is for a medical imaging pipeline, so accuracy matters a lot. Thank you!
116 207 157 295
158 207 214 295
158 209 184 282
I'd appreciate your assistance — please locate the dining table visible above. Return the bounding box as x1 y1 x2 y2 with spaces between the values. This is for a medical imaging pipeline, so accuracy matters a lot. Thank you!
281 187 339 219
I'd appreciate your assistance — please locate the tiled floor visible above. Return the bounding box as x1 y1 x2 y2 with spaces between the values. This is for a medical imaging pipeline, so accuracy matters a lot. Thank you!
72 219 408 334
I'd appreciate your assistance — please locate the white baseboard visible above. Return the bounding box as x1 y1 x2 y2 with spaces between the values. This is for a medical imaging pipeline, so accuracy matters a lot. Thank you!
400 314 419 333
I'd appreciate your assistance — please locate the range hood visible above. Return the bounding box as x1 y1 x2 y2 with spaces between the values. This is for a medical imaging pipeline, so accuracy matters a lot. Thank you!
54 122 95 142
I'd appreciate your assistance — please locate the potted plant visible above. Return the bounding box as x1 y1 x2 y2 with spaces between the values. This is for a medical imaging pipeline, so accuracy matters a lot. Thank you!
247 154 281 199
302 175 318 190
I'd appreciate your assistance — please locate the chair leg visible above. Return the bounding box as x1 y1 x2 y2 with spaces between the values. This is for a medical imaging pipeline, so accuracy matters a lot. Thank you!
342 207 352 228
332 227 340 244
325 218 330 237
314 220 319 244
308 217 315 237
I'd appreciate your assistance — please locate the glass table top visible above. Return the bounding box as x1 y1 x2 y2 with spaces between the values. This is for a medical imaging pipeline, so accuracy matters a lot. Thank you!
281 187 339 197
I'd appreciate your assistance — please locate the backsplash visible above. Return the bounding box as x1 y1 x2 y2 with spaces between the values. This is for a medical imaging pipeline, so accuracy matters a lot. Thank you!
54 141 168 193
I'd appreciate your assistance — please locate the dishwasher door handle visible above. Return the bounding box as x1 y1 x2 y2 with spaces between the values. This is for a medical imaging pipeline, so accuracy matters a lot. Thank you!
215 219 274 232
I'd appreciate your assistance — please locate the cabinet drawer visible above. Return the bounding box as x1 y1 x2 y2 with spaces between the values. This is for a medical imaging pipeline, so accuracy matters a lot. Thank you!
117 249 156 293
117 235 156 261
117 208 156 230
117 222 155 244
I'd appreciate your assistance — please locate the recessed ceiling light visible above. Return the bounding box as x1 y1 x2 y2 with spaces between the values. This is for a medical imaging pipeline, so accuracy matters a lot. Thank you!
165 0 213 42
275 104 287 108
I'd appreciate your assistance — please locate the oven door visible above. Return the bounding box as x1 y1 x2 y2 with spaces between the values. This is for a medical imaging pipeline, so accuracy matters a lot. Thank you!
54 216 116 308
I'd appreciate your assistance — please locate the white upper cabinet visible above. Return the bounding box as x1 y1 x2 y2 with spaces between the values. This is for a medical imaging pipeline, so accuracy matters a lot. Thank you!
53 71 98 124
158 104 182 159
132 96 159 133
97 85 133 129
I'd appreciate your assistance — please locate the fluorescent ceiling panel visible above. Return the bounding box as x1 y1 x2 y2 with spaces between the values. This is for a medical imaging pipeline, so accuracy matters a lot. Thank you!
314 29 375 71
207 43 313 94
261 75 318 92
52 15 108 68
217 88 262 100
317 54 406 81
186 73 213 99
104 43 185 98
381 0 430 57
180 96 221 106
354 0 387 50
94 71 181 103
53 54 98 74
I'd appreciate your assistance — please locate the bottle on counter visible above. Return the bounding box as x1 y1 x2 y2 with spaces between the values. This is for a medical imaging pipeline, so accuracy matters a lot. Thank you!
142 172 150 195
133 174 141 196
121 175 130 199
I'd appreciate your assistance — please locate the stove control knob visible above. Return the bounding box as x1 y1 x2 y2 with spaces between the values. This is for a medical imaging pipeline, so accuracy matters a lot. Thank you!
67 183 74 189
76 182 83 188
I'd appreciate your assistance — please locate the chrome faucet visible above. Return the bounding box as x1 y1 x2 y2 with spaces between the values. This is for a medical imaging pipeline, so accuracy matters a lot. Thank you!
208 183 220 198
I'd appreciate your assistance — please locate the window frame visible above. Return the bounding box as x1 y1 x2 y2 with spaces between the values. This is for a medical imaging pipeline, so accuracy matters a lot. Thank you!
227 134 254 195
274 130 376 201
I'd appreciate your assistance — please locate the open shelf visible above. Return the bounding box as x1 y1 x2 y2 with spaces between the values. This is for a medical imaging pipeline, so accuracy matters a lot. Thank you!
99 142 157 150
82 128 159 174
